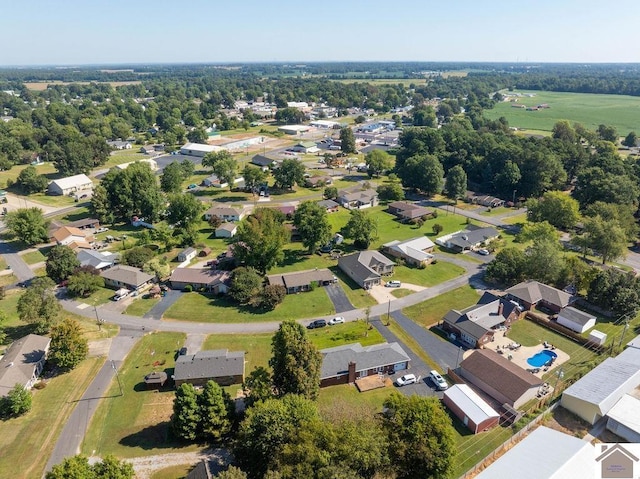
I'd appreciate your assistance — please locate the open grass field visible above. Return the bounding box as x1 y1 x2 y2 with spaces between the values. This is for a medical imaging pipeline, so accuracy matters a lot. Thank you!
163 287 335 323
317 383 392 422
484 90 640 133
402 285 482 327
102 149 148 169
150 464 193 479
0 162 57 190
0 356 105 479
387 261 466 287
124 296 162 317
82 332 195 458
20 249 46 265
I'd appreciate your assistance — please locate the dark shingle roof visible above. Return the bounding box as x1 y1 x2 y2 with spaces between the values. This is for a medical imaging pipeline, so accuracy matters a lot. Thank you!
320 342 410 379
506 281 572 309
267 269 335 289
174 349 245 382
447 227 500 249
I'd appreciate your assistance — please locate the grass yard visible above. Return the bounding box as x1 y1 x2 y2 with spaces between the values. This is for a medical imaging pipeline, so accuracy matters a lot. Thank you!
124 297 162 317
507 318 599 383
0 272 17 287
0 256 7 270
383 318 441 371
82 332 194 458
164 287 335 323
402 285 481 327
479 206 511 217
20 249 46 265
150 464 193 479
83 287 118 306
101 149 148 169
307 320 384 349
0 357 105 479
452 422 517 478
390 289 413 299
24 192 77 208
317 384 392 423
501 212 528 225
331 270 378 309
386 261 465 287
484 90 640 133
0 162 57 190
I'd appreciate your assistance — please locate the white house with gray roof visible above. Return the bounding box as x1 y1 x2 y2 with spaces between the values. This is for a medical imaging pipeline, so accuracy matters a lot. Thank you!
0 334 51 397
100 265 155 292
319 342 410 387
174 349 245 387
436 227 499 253
561 346 640 424
338 251 395 289
76 249 119 271
382 236 435 267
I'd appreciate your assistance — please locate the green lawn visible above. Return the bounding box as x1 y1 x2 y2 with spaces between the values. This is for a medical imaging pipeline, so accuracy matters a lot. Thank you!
0 256 7 270
150 464 193 479
390 289 413 299
164 288 335 323
508 318 599 383
479 206 511 217
501 212 528 225
0 162 57 190
402 285 481 327
317 384 392 423
384 318 442 371
386 261 465 287
82 332 193 458
24 192 77 207
331 270 378 309
484 90 640 133
83 287 118 306
0 357 105 479
101 149 148 169
0 272 17 287
20 250 46 265
452 423 517 478
124 297 161 317
307 320 385 349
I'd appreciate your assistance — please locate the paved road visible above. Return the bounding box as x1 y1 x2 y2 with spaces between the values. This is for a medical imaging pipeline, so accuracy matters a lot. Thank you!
45 327 144 472
324 282 354 313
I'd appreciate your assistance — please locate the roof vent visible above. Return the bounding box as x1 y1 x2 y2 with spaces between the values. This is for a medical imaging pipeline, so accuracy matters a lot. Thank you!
461 235 468 241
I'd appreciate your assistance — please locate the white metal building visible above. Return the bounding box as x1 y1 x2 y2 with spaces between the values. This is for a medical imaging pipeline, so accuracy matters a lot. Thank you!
556 306 596 333
474 426 594 479
561 347 640 424
47 174 93 196
606 394 640 442
442 384 500 434
180 143 224 157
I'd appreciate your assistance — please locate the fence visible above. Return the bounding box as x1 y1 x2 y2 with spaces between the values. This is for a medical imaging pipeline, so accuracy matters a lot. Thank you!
524 312 604 352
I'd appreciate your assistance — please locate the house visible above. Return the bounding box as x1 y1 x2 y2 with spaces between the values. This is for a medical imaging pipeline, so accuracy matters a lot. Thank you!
47 174 93 196
305 176 332 188
180 142 224 157
251 154 276 169
606 394 640 442
76 249 118 271
267 268 335 294
317 199 340 213
0 334 51 397
556 306 596 333
268 205 296 218
319 342 410 387
443 292 520 348
386 201 433 221
337 188 378 210
174 349 245 387
467 193 505 208
177 247 197 262
66 218 100 230
561 347 640 424
338 251 395 289
474 426 594 479
459 349 543 409
107 140 132 150
204 205 246 222
50 226 95 251
291 141 319 154
442 384 500 434
140 145 156 154
382 236 435 267
505 280 573 313
169 268 230 294
202 175 224 187
215 223 238 238
186 460 214 479
436 227 500 253
100 265 155 292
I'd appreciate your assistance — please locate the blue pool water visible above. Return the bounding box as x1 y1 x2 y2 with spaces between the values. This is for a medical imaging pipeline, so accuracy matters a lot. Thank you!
527 350 558 367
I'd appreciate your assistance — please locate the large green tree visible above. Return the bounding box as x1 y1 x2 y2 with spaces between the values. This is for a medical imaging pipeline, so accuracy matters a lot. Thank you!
229 267 264 305
623 131 638 148
235 395 320 478
270 320 322 400
293 201 332 253
342 209 378 249
48 317 89 370
339 127 356 154
485 247 527 287
444 165 467 201
89 184 115 225
242 165 268 193
364 150 392 177
526 191 580 230
166 193 204 229
242 366 274 409
382 393 456 479
581 216 628 264
160 161 187 193
16 165 48 194
45 245 80 283
202 150 234 169
1 384 32 418
198 380 234 443
397 154 444 195
233 208 289 273
5 207 49 245
172 383 201 441
17 277 60 333
273 159 305 190
46 454 133 479
211 157 238 190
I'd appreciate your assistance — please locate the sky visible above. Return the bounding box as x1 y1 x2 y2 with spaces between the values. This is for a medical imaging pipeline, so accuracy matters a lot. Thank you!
1 0 639 66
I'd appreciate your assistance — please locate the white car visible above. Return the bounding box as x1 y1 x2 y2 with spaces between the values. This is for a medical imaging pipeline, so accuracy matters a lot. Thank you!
395 373 417 387
429 370 448 390
95 227 108 233
477 248 490 256
385 280 402 288
328 316 345 325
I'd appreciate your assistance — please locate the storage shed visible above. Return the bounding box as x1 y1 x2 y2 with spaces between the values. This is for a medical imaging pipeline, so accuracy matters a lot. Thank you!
442 384 500 434
556 306 596 333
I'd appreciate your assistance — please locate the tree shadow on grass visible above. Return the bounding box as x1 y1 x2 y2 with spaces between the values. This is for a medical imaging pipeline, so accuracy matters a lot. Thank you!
119 421 201 451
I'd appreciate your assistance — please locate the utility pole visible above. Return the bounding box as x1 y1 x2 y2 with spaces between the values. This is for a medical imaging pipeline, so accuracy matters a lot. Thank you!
553 368 564 396
618 318 630 349
455 346 463 369
111 360 124 396
386 299 391 326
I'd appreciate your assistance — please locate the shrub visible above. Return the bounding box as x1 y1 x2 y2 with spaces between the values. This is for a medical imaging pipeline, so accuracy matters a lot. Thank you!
184 284 193 292
431 210 438 218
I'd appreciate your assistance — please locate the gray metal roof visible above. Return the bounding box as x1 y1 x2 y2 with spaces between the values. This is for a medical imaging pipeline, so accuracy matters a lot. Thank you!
174 349 245 382
444 384 499 425
558 306 595 326
320 342 410 379
100 265 154 288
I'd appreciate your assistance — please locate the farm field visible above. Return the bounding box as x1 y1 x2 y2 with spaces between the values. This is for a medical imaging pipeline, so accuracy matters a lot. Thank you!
484 90 640 133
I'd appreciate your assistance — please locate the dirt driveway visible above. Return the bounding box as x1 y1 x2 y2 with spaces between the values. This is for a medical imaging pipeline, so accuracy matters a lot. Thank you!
368 283 426 304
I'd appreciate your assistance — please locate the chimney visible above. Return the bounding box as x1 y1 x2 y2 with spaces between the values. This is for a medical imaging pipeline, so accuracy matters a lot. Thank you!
348 362 356 384
498 302 504 316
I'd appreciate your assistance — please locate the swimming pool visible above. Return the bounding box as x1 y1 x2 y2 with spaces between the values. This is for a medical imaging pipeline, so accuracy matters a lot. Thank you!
527 350 558 368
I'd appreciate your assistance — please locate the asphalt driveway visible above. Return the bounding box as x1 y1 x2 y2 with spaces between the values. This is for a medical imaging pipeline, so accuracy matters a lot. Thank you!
143 289 182 320
324 283 354 313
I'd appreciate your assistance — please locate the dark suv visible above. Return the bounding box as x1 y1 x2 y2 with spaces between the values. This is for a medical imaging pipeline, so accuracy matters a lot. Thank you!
307 319 327 329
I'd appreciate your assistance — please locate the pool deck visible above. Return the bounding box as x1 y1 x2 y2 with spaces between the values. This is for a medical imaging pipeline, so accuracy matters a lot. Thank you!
460 329 570 382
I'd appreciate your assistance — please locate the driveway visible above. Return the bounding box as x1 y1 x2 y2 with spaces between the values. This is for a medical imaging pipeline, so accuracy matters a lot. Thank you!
0 242 34 283
370 316 439 398
324 283 354 313
368 283 425 304
143 290 182 320
390 310 462 372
